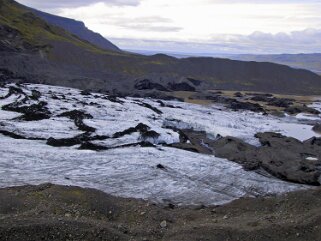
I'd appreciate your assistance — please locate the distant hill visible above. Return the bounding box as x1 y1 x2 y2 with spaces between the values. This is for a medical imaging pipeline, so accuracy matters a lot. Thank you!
31 9 121 52
0 0 321 96
231 53 321 75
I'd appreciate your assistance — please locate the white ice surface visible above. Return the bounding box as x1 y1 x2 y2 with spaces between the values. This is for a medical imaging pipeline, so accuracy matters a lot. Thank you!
0 84 319 206
0 136 307 206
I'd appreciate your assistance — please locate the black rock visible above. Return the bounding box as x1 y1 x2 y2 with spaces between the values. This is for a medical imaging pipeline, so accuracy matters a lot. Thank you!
0 129 45 140
58 110 95 132
168 82 196 92
137 102 163 115
156 164 166 169
141 130 160 141
78 142 108 151
250 96 271 102
285 105 320 115
3 101 51 121
312 123 321 133
134 79 168 91
47 136 82 147
113 123 150 138
30 90 41 100
234 92 243 98
267 98 293 108
80 90 91 96
228 101 265 113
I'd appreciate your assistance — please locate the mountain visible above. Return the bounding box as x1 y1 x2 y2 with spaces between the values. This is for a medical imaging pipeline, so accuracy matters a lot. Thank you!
0 0 321 96
31 9 120 52
230 53 321 75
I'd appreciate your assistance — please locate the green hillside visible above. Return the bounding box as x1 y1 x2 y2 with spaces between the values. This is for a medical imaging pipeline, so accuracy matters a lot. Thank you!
0 0 125 55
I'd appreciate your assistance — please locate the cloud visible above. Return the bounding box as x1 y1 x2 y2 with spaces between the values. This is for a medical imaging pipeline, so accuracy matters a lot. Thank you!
16 0 141 9
16 0 321 54
97 16 182 33
203 0 320 4
111 28 321 54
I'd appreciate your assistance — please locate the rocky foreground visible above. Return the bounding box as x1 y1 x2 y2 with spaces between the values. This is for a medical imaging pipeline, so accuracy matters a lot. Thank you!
1 183 321 241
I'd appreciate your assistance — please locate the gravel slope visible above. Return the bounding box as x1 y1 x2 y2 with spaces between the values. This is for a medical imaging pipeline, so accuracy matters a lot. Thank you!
0 184 321 241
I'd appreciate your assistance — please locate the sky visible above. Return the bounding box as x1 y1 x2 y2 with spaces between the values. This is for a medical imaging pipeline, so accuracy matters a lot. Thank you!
16 0 321 54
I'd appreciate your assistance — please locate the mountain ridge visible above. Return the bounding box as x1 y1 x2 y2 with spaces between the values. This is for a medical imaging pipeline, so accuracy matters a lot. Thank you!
31 8 121 52
0 0 320 96
231 53 321 75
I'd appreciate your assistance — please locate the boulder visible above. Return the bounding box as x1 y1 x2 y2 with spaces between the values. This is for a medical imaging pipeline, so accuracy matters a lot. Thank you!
312 123 321 133
134 79 168 91
234 92 243 98
285 105 320 115
210 136 259 170
228 101 265 113
169 128 321 185
267 98 293 108
168 82 196 92
255 132 321 185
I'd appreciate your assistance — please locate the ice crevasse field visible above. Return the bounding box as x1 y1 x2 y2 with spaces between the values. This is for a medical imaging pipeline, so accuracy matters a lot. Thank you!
0 83 320 206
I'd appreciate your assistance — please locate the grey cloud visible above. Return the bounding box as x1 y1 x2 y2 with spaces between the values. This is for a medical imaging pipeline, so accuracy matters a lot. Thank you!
119 24 182 32
111 28 321 54
204 0 320 4
96 16 182 33
98 16 173 25
16 0 141 9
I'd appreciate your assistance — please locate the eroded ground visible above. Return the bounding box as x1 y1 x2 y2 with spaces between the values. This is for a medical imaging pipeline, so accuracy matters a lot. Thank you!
0 184 321 241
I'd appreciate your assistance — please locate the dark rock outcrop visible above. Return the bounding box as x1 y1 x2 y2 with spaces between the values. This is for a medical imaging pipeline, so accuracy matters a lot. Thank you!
30 90 41 100
168 82 196 92
234 92 243 98
267 98 293 108
134 79 168 91
169 129 321 185
228 101 265 113
0 129 45 140
255 133 321 185
47 133 108 147
313 123 321 133
249 95 293 108
285 105 320 115
0 86 25 99
2 101 51 121
58 110 95 132
190 93 235 105
136 102 163 115
113 123 150 138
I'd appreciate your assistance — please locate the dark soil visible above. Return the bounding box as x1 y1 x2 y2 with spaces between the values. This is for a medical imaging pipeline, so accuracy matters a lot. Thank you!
0 184 321 241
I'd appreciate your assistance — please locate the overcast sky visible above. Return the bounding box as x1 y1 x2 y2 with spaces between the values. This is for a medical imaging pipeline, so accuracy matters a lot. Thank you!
16 0 321 54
